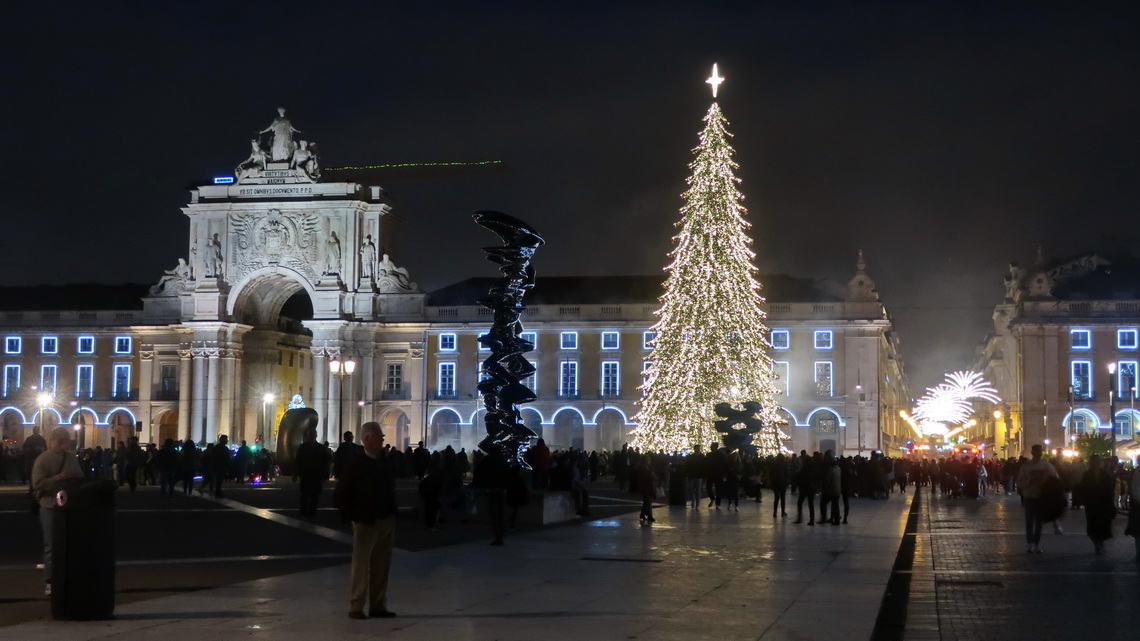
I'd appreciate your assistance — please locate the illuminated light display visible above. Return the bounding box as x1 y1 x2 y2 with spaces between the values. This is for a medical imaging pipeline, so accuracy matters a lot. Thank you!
213 176 234 184
323 160 503 171
631 68 787 453
911 371 1001 437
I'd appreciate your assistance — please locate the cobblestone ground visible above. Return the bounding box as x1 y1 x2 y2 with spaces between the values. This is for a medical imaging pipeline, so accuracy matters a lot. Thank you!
903 487 1139 641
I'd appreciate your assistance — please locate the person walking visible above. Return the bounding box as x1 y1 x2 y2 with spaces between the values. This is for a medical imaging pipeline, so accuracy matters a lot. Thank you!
819 451 841 526
794 451 817 526
333 431 360 480
295 427 331 521
31 427 82 596
685 444 705 510
638 457 656 523
473 448 511 545
156 438 179 498
769 454 789 518
1015 444 1060 554
1127 466 1140 562
334 422 398 619
1076 455 1116 555
179 439 200 495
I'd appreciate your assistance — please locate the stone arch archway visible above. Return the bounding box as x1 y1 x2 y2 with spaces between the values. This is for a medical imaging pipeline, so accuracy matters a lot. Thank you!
154 409 179 444
595 409 627 452
380 408 410 451
429 409 462 452
107 409 135 448
227 266 319 327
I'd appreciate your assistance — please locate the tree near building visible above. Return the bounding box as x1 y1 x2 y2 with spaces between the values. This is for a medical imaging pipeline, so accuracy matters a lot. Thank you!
631 66 786 453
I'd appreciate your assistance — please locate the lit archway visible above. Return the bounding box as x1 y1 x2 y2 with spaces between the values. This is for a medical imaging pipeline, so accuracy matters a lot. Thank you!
380 408 410 451
595 409 627 452
429 408 462 452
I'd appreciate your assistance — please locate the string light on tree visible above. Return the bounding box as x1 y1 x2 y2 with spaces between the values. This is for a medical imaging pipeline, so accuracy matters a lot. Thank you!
632 64 788 454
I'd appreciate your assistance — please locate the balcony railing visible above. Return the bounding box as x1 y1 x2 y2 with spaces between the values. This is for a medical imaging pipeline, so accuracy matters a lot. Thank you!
381 389 411 400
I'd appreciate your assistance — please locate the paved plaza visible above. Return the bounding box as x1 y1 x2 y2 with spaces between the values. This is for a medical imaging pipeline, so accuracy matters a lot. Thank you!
3 487 910 641
4 481 1137 640
902 489 1139 641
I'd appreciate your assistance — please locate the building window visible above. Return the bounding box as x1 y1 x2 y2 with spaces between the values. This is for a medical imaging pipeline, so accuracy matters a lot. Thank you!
5 337 20 354
560 332 578 350
40 365 57 394
160 364 177 395
814 331 833 350
520 332 537 351
1119 361 1138 398
1070 413 1089 435
478 361 493 383
1115 414 1132 438
1119 329 1138 350
643 331 657 350
77 336 94 354
439 333 457 352
477 334 491 352
773 361 790 396
386 363 403 392
559 361 579 397
521 360 537 392
41 337 58 355
815 361 833 397
771 330 789 350
3 365 20 396
288 353 295 367
1071 360 1092 400
77 365 94 398
114 336 132 354
113 364 131 399
438 363 456 397
601 332 620 350
1071 329 1091 350
601 361 620 396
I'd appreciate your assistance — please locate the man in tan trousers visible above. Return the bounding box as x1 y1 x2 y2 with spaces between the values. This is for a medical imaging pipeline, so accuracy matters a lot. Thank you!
334 421 397 619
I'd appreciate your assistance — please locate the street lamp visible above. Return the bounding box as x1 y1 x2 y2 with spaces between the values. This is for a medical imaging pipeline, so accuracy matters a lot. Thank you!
329 358 356 442
1108 363 1117 462
37 392 52 437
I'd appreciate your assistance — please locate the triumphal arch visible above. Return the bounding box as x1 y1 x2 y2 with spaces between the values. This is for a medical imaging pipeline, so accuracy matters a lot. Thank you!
142 109 425 445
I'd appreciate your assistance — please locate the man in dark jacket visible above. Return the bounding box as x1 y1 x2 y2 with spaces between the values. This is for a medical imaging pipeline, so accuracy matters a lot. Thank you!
333 431 360 480
334 422 397 620
294 427 331 520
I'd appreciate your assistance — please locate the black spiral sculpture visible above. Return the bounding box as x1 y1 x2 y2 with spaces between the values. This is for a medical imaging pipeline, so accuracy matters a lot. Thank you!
473 211 545 465
713 401 764 456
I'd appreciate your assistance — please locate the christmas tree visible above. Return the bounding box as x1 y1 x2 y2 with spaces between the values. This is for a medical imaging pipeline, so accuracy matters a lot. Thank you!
631 65 789 454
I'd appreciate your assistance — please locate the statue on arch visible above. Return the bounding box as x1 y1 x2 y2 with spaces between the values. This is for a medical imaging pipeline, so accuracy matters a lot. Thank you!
235 139 267 181
205 233 224 279
377 253 415 291
359 234 377 279
149 258 192 295
323 231 342 275
258 107 300 162
290 140 320 181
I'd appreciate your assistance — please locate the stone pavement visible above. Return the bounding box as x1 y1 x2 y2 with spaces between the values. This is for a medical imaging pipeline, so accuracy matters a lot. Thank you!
902 487 1139 641
4 492 911 641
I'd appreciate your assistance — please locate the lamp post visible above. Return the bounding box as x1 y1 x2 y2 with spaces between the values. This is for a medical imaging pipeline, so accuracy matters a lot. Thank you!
329 357 356 443
37 392 52 439
262 393 276 446
1108 362 1117 462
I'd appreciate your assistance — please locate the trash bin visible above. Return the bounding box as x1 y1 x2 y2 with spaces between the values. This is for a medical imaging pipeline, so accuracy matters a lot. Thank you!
668 470 687 506
51 478 117 620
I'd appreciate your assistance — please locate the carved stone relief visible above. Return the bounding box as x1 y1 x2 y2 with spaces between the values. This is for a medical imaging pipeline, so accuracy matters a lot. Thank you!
229 210 321 284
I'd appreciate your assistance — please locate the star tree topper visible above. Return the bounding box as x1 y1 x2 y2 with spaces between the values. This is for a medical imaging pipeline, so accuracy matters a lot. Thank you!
706 63 724 98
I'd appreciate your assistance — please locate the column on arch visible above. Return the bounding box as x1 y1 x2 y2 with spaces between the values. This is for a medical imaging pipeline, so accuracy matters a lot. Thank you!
177 349 192 441
205 349 221 443
311 348 329 443
190 347 208 443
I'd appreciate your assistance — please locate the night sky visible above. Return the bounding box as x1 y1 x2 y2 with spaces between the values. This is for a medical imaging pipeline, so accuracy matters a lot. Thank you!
2 1 1138 392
